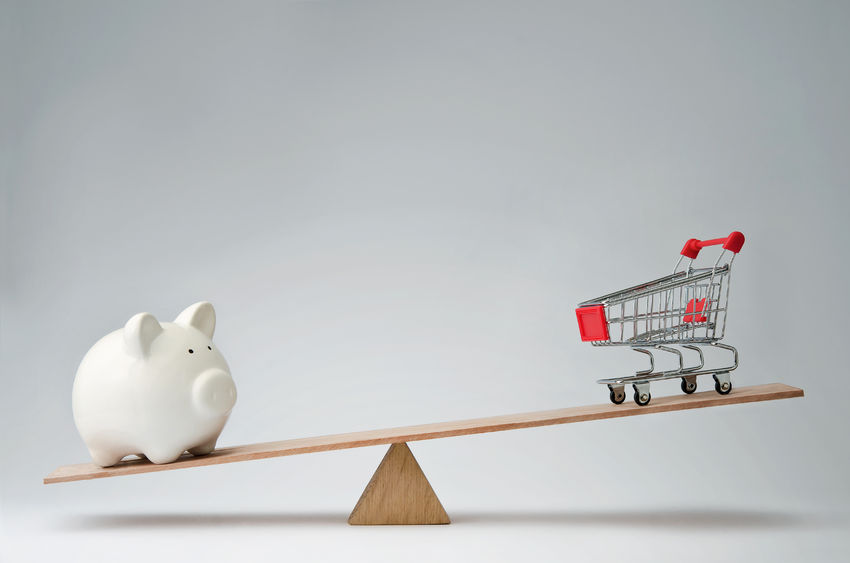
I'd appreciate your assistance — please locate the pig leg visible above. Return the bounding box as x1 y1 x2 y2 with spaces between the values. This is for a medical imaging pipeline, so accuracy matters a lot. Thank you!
89 448 125 468
144 448 184 464
188 438 217 456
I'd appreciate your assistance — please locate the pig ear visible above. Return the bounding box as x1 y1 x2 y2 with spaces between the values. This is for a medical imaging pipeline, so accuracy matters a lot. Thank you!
174 301 216 339
124 313 163 358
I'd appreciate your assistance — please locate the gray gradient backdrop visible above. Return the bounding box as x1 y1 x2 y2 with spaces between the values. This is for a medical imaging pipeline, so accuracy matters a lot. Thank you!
2 0 849 561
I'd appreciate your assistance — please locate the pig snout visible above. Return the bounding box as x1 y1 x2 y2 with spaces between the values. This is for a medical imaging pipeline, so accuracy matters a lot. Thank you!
192 369 237 417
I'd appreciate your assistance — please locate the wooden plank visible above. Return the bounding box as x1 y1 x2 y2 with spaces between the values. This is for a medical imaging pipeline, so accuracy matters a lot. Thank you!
44 382 802 484
348 443 450 525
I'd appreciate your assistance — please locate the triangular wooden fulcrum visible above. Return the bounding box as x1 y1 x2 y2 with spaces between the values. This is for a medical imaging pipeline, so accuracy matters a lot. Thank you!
348 442 450 525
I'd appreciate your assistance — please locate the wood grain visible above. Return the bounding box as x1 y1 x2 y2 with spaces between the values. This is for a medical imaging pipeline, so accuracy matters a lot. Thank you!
44 382 803 484
348 443 450 525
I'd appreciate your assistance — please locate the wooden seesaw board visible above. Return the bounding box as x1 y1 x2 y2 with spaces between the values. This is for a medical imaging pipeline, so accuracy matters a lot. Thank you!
44 383 803 524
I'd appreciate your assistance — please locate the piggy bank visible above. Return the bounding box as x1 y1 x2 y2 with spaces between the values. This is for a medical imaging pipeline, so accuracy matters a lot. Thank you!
72 302 237 467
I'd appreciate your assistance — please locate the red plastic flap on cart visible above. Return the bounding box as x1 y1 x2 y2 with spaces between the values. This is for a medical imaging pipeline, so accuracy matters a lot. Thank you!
576 305 609 342
684 298 707 323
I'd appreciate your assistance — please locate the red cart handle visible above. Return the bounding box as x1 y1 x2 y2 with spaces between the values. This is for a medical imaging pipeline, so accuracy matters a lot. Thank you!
680 231 745 259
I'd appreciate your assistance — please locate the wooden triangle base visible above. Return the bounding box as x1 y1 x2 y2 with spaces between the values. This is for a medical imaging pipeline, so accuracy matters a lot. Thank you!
348 442 450 525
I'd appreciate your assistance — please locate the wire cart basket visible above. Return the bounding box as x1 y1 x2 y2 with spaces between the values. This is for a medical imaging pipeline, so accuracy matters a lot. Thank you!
575 231 745 406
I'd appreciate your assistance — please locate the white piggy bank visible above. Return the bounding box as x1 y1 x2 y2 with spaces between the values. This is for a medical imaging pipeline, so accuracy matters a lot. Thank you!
72 302 237 467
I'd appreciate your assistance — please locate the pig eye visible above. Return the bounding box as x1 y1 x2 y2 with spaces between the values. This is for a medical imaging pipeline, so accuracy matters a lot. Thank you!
188 349 194 354
207 345 212 350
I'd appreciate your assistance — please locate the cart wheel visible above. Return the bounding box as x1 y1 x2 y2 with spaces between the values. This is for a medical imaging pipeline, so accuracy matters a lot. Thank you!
713 374 732 395
608 386 626 405
633 386 651 406
681 378 697 394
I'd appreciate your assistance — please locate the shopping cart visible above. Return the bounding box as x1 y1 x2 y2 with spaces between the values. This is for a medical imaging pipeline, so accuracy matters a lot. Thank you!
575 231 745 406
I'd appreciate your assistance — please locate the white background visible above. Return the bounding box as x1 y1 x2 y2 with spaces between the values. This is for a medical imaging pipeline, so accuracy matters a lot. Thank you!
2 1 849 561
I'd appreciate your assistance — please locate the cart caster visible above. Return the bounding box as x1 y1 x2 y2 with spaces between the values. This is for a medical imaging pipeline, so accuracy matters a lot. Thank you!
633 384 651 406
608 385 626 405
713 373 732 395
681 377 697 394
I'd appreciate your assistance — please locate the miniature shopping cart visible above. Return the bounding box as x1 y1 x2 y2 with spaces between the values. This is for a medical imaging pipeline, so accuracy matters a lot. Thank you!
575 231 745 406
